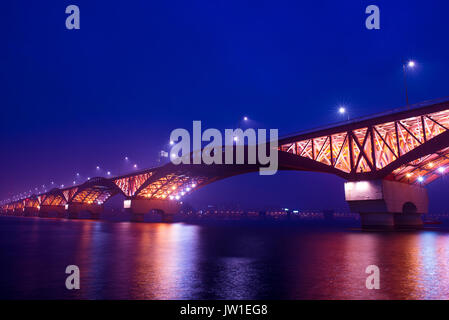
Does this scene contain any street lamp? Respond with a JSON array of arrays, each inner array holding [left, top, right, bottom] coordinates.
[[403, 60, 415, 107]]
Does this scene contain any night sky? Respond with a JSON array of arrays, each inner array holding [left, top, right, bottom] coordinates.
[[1, 1, 449, 212]]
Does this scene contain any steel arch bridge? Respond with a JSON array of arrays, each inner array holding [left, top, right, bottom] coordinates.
[[2, 97, 449, 218]]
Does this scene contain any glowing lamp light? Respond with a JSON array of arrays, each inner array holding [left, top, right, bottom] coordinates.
[[169, 196, 174, 200], [181, 192, 185, 196], [406, 173, 412, 178], [186, 187, 191, 191], [191, 184, 196, 188], [107, 171, 111, 175], [338, 107, 346, 114], [125, 157, 129, 160], [417, 176, 424, 183], [243, 116, 248, 121], [171, 186, 176, 190], [175, 195, 180, 200], [170, 140, 174, 145], [408, 60, 416, 68], [87, 177, 90, 180], [133, 164, 137, 168], [233, 136, 238, 142], [438, 167, 445, 173], [123, 200, 131, 209]]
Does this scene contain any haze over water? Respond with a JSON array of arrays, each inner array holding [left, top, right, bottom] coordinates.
[[1, 216, 449, 300]]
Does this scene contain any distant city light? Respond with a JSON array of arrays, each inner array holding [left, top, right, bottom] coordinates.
[[125, 157, 129, 160], [243, 116, 248, 121], [175, 195, 180, 200], [107, 171, 111, 175], [338, 106, 346, 114], [417, 176, 424, 183], [96, 166, 100, 170], [133, 164, 137, 168], [73, 181, 76, 185], [408, 60, 416, 68], [406, 173, 412, 178], [170, 140, 174, 145], [87, 177, 90, 180], [438, 167, 445, 173], [76, 173, 80, 176]]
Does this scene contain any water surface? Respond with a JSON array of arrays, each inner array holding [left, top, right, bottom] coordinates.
[[1, 216, 449, 299]]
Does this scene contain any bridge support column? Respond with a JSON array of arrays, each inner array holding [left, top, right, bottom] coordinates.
[[23, 207, 39, 217], [38, 211, 49, 218], [39, 205, 66, 218], [125, 199, 181, 223], [345, 180, 427, 229], [13, 208, 23, 216], [66, 203, 103, 220]]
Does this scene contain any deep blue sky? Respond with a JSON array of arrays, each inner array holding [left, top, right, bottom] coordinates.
[[1, 0, 449, 211]]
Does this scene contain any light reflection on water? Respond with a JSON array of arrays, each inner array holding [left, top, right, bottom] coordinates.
[[1, 217, 449, 299]]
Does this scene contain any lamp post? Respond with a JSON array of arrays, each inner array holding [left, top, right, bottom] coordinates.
[[402, 60, 415, 107]]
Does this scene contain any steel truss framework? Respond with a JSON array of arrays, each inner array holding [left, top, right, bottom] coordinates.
[[1, 169, 211, 213], [279, 100, 449, 185], [2, 99, 449, 213]]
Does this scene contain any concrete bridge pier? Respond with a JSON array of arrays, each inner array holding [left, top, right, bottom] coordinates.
[[23, 207, 39, 217], [125, 199, 181, 223], [66, 203, 103, 219], [12, 208, 23, 216], [345, 180, 427, 229], [39, 205, 66, 218]]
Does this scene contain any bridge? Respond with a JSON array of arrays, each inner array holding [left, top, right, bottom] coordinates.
[[2, 97, 449, 228]]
